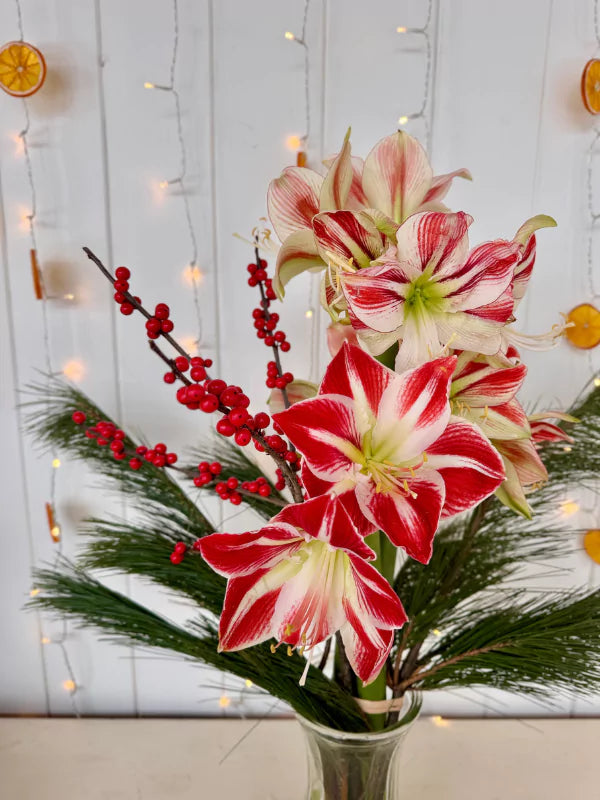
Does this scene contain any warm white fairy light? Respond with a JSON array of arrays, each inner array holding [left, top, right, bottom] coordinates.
[[62, 359, 85, 383], [62, 679, 76, 693], [244, 679, 253, 688], [284, 31, 295, 41], [29, 588, 40, 598], [63, 293, 75, 301], [182, 264, 204, 287], [560, 500, 580, 517], [41, 636, 51, 645], [52, 458, 61, 468], [432, 715, 450, 727], [219, 694, 231, 708], [594, 376, 600, 387], [305, 308, 314, 319], [396, 26, 407, 33], [563, 445, 573, 452], [398, 115, 409, 126], [144, 82, 155, 89], [286, 134, 302, 151]]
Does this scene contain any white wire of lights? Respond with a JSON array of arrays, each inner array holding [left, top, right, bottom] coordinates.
[[284, 0, 320, 382], [144, 0, 203, 349], [13, 0, 80, 715], [396, 0, 435, 151]]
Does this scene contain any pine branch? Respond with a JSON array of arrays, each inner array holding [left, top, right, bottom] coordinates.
[[30, 563, 369, 732]]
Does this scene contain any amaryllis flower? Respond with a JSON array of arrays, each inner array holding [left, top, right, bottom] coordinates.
[[341, 211, 522, 370], [450, 351, 530, 441], [267, 129, 470, 297], [273, 344, 505, 563], [198, 494, 407, 685]]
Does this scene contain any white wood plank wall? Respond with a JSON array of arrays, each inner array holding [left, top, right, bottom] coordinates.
[[1, 0, 598, 717]]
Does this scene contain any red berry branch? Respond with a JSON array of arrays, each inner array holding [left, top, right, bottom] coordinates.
[[82, 247, 303, 503], [71, 411, 287, 510], [248, 245, 293, 409]]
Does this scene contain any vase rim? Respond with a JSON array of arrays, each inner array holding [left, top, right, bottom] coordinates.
[[295, 710, 418, 743]]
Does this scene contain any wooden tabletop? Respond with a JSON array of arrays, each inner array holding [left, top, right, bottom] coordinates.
[[0, 717, 597, 799]]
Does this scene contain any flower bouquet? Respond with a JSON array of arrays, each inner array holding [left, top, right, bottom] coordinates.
[[29, 131, 600, 799]]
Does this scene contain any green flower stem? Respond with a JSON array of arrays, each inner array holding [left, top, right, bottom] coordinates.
[[357, 531, 396, 730]]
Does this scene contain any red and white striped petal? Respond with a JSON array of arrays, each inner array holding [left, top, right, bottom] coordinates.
[[530, 419, 572, 443], [274, 495, 376, 561], [495, 454, 534, 519], [341, 555, 407, 684], [355, 472, 445, 563], [463, 283, 514, 323], [320, 128, 353, 212], [371, 356, 455, 463], [362, 131, 433, 224], [461, 398, 530, 441], [436, 310, 504, 355], [267, 166, 323, 241], [199, 527, 301, 578], [423, 167, 473, 206], [300, 461, 376, 540], [342, 262, 408, 333], [274, 228, 324, 298], [395, 211, 472, 280], [320, 342, 394, 420], [218, 569, 289, 652], [323, 154, 368, 210], [512, 215, 556, 308], [496, 438, 548, 486], [442, 240, 518, 309], [313, 210, 385, 268], [273, 394, 363, 481], [424, 417, 505, 518], [394, 309, 444, 371], [451, 360, 527, 407]]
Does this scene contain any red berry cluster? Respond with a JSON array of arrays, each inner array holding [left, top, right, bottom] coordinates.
[[146, 302, 175, 339], [165, 355, 212, 386], [193, 460, 222, 487], [266, 361, 294, 391], [135, 442, 178, 469], [239, 476, 272, 498], [72, 410, 178, 472], [247, 259, 277, 297], [170, 541, 187, 565], [274, 468, 286, 492], [112, 267, 142, 316]]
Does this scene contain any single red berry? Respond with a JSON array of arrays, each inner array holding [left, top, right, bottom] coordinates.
[[129, 457, 142, 470], [200, 394, 219, 413], [234, 429, 251, 446], [267, 435, 286, 452], [233, 394, 250, 409], [114, 291, 126, 304], [164, 371, 176, 384], [266, 377, 277, 389], [226, 477, 239, 490], [255, 269, 267, 281], [274, 331, 286, 343], [204, 358, 213, 368], [154, 443, 167, 454], [228, 408, 249, 427], [161, 319, 174, 333], [216, 419, 235, 437], [176, 387, 189, 404], [247, 481, 258, 493], [264, 336, 275, 347], [275, 377, 287, 389], [72, 411, 86, 425], [120, 303, 134, 315], [110, 440, 124, 453], [280, 341, 291, 352], [115, 266, 130, 280], [247, 263, 257, 274], [260, 259, 267, 268], [113, 451, 126, 460], [198, 461, 210, 472], [144, 449, 155, 461], [174, 541, 187, 555], [209, 462, 222, 475], [190, 366, 206, 382], [258, 484, 271, 497], [206, 379, 227, 396], [248, 276, 258, 287], [113, 429, 125, 440], [215, 481, 227, 493], [256, 330, 266, 339], [186, 386, 204, 403], [170, 552, 183, 565], [192, 539, 203, 551], [282, 372, 294, 383], [146, 318, 161, 333], [136, 445, 147, 455], [197, 472, 212, 486], [284, 450, 297, 463], [153, 454, 166, 467], [114, 279, 129, 292], [85, 429, 97, 439], [254, 412, 270, 429], [254, 441, 265, 452], [97, 437, 109, 447], [193, 476, 203, 487], [230, 493, 242, 506], [174, 356, 189, 373], [147, 331, 160, 340], [155, 303, 170, 320]]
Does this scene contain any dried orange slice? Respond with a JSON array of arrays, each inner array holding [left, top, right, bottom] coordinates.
[[582, 59, 600, 114], [584, 530, 600, 565], [565, 303, 600, 349], [0, 41, 46, 97]]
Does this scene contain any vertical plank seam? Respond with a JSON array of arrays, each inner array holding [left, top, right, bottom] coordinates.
[[93, 0, 139, 716], [315, 0, 329, 381], [429, 0, 441, 161], [0, 163, 50, 715]]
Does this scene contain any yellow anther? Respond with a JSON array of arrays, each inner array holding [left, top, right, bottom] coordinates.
[[284, 623, 293, 636], [287, 645, 294, 657], [270, 643, 277, 653], [301, 633, 307, 644], [423, 452, 428, 462]]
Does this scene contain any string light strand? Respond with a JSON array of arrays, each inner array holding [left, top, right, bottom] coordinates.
[[14, 0, 80, 715], [396, 0, 435, 150]]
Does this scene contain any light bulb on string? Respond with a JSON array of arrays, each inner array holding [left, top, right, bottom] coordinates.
[[62, 359, 85, 382], [305, 308, 314, 319], [396, 26, 407, 33], [284, 31, 296, 41], [144, 82, 155, 89], [432, 715, 450, 728], [62, 680, 76, 693], [594, 377, 600, 387], [29, 588, 40, 597], [219, 694, 231, 708], [398, 115, 409, 126], [244, 679, 253, 688], [52, 458, 61, 468], [559, 500, 580, 517], [286, 134, 302, 151], [182, 264, 204, 287], [41, 636, 51, 645]]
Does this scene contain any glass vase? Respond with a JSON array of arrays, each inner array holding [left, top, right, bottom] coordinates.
[[297, 695, 419, 800]]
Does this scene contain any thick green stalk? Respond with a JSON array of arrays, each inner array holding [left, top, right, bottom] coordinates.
[[355, 531, 395, 730]]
